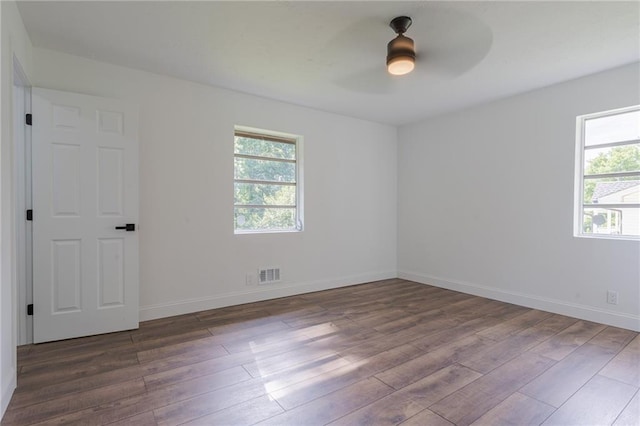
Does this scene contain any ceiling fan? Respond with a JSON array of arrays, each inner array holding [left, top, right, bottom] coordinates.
[[386, 16, 416, 76], [331, 6, 493, 94]]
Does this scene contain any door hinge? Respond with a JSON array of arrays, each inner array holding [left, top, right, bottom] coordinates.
[[25, 114, 32, 126], [27, 304, 33, 316], [26, 209, 33, 221]]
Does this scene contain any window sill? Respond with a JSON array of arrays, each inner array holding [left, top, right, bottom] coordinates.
[[235, 229, 303, 235], [574, 234, 640, 242]]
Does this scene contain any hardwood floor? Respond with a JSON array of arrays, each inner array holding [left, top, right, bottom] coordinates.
[[2, 279, 639, 425]]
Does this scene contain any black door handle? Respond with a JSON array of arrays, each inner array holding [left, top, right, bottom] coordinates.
[[115, 224, 135, 231]]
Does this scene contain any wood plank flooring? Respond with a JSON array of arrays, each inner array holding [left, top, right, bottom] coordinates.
[[2, 279, 639, 425]]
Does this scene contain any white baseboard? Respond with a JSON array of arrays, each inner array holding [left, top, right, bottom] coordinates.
[[1, 368, 16, 420], [399, 270, 640, 332], [139, 270, 397, 321], [141, 269, 640, 331]]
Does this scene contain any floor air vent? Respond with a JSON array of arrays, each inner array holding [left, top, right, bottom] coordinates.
[[258, 268, 281, 285]]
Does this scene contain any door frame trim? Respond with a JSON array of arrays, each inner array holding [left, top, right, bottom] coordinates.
[[13, 55, 32, 345]]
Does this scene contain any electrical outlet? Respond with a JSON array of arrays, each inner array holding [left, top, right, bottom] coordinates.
[[245, 273, 255, 286], [607, 290, 618, 305]]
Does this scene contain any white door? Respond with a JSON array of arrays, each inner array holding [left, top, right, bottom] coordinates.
[[32, 88, 139, 343]]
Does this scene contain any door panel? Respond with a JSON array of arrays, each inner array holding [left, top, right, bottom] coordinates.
[[32, 88, 139, 343], [51, 143, 81, 216], [51, 239, 81, 312], [97, 148, 124, 216], [97, 238, 125, 307]]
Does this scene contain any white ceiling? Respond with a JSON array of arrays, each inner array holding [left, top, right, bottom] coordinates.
[[17, 1, 640, 125]]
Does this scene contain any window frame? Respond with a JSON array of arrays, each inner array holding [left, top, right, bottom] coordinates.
[[574, 105, 640, 240], [233, 126, 304, 234]]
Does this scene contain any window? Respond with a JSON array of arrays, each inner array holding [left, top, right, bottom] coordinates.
[[575, 106, 640, 238], [234, 127, 303, 233]]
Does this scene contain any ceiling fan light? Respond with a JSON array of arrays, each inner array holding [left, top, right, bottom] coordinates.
[[386, 34, 415, 76], [387, 57, 415, 76]]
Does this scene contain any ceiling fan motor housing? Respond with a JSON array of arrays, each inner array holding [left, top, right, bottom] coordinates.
[[387, 34, 415, 65]]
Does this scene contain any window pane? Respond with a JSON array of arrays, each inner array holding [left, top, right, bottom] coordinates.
[[584, 177, 640, 204], [234, 157, 296, 182], [585, 110, 640, 146], [584, 144, 640, 176], [582, 207, 640, 237], [235, 207, 296, 231], [234, 137, 295, 160], [233, 128, 301, 233], [234, 182, 296, 206]]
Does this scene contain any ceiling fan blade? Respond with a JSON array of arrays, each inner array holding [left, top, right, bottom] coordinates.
[[412, 5, 493, 78]]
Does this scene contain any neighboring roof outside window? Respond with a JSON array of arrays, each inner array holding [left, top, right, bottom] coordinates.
[[592, 180, 640, 203]]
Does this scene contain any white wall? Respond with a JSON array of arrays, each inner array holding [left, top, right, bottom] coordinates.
[[398, 63, 640, 331], [33, 48, 398, 321], [0, 0, 33, 418]]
